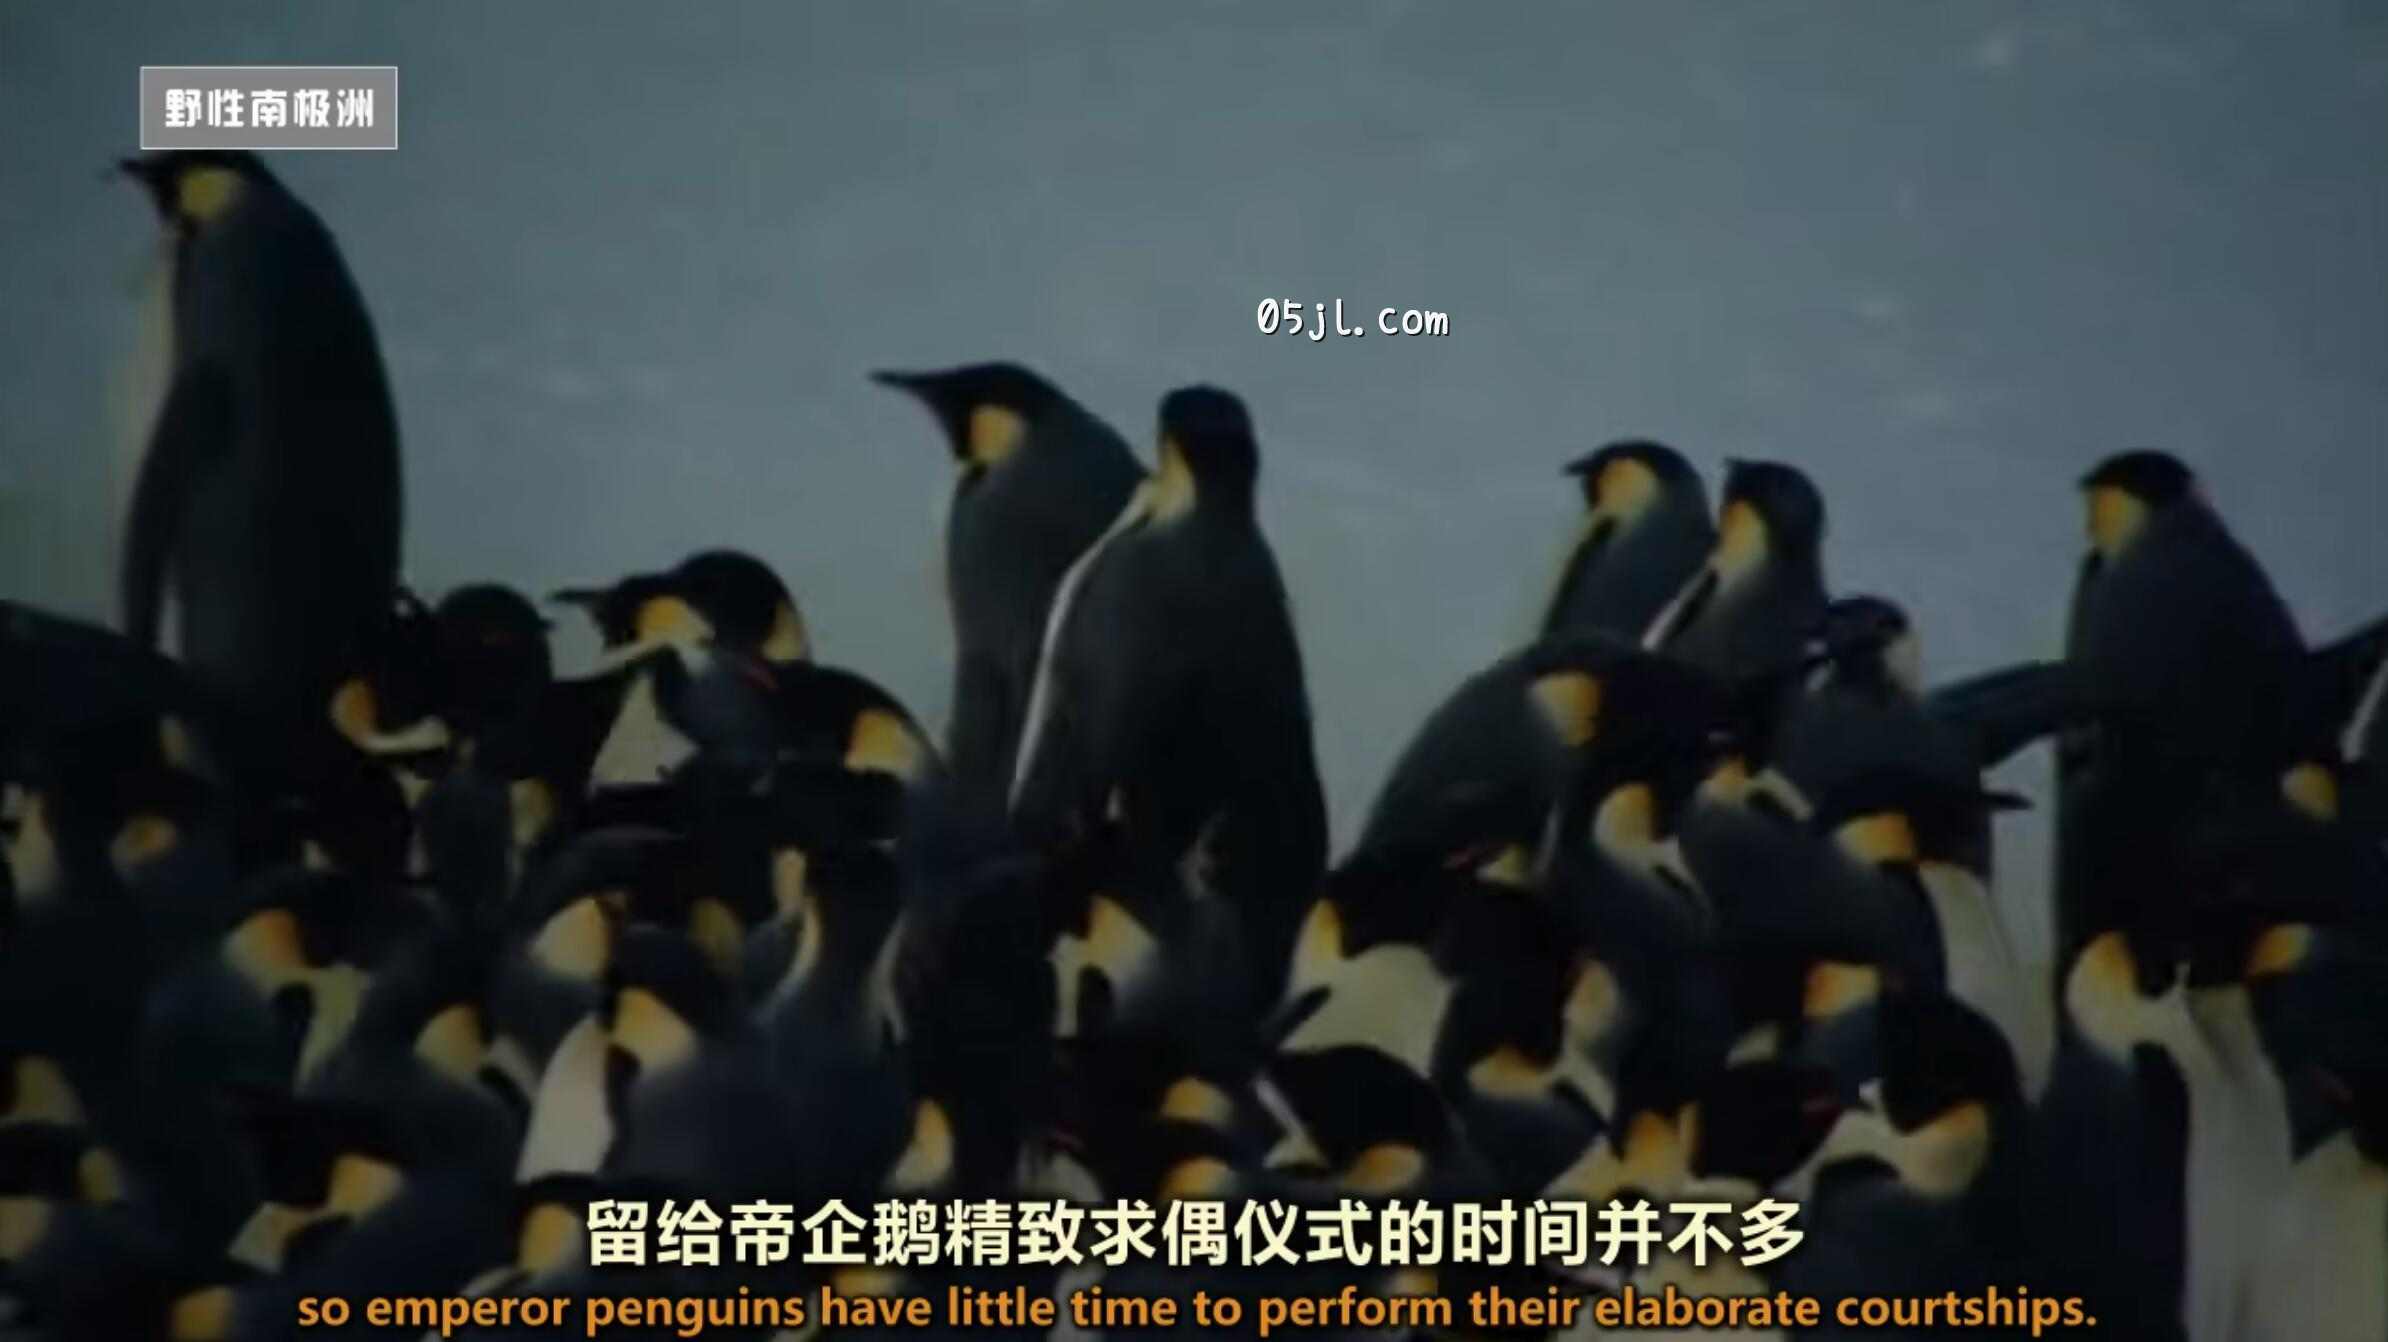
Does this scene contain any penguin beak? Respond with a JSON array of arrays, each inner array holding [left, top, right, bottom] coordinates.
[[869, 369, 948, 407], [115, 155, 176, 216]]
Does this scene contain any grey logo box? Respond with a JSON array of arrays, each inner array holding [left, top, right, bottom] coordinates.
[[139, 66, 398, 150]]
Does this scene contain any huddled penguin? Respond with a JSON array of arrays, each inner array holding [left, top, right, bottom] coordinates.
[[2242, 1065, 2388, 1342], [875, 364, 1143, 808], [1643, 459, 1828, 689], [21, 162, 2388, 1342], [1011, 385, 1327, 977], [1541, 440, 1715, 642], [114, 151, 402, 739]]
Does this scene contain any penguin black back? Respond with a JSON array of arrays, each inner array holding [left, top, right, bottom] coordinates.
[[116, 150, 403, 744]]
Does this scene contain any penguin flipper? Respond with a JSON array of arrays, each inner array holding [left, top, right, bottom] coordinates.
[[2298, 610, 2388, 747], [120, 364, 232, 649], [1926, 659, 2085, 770]]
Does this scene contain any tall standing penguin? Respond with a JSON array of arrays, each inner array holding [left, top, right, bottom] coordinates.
[[1643, 459, 1828, 688], [873, 364, 1142, 807], [114, 151, 402, 739], [2065, 450, 2303, 769], [1011, 385, 1327, 974], [2056, 451, 2304, 962], [1540, 439, 1714, 642]]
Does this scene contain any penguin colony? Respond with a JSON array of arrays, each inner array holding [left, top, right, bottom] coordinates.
[[0, 150, 2380, 1341]]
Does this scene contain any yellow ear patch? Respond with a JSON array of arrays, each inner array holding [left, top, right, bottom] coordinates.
[[832, 1266, 903, 1299], [1562, 958, 1623, 1042], [4, 1056, 83, 1128], [770, 847, 810, 920], [1594, 456, 1662, 522], [634, 595, 711, 647], [885, 1099, 953, 1192], [328, 677, 380, 748], [1594, 783, 1658, 850], [223, 908, 308, 982], [2085, 485, 2148, 559], [110, 813, 182, 879], [1834, 812, 1919, 865], [2069, 930, 2143, 1006], [1149, 437, 1198, 521], [1554, 1108, 1692, 1203], [1715, 499, 1769, 579], [170, 1286, 237, 1342], [2280, 763, 2339, 823], [608, 987, 697, 1075], [159, 716, 199, 770], [1285, 900, 1348, 998], [1158, 1077, 1236, 1128], [1697, 756, 1752, 804], [296, 965, 371, 1086], [413, 1003, 487, 1086], [762, 600, 810, 664], [2246, 924, 2312, 980], [965, 404, 1028, 469], [1472, 844, 1535, 889], [1626, 1109, 1690, 1188], [530, 897, 614, 981], [1159, 1155, 1234, 1202], [0, 1196, 51, 1260], [1802, 962, 1882, 1021], [1048, 895, 1159, 1037], [687, 898, 745, 981], [1467, 1045, 1553, 1100], [844, 709, 927, 781], [1341, 1141, 1427, 1195], [1528, 670, 1602, 748], [0, 786, 51, 904], [509, 779, 557, 852], [518, 1202, 582, 1274], [77, 1147, 126, 1205], [325, 1152, 405, 1215], [176, 166, 245, 222]]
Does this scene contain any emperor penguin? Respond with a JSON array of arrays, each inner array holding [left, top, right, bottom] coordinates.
[[1643, 458, 1828, 689], [114, 151, 402, 739], [2065, 450, 2304, 770], [2056, 451, 2308, 967], [2242, 1066, 2388, 1342], [1011, 385, 1327, 978], [873, 364, 1142, 807], [1541, 439, 1714, 641]]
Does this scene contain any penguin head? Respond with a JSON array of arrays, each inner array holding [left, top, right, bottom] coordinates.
[[1157, 385, 1259, 511], [432, 584, 553, 729], [1716, 459, 1826, 571], [1563, 439, 1705, 521], [599, 927, 741, 1083], [2079, 449, 2199, 557], [1685, 1060, 1844, 1188], [1805, 595, 1920, 693], [1877, 989, 2022, 1130], [551, 571, 693, 655], [221, 871, 429, 1085], [118, 149, 275, 230], [871, 362, 1062, 468], [670, 550, 809, 665], [327, 589, 452, 763], [1810, 770, 2027, 869], [1259, 1045, 1451, 1193], [222, 1091, 411, 1274]]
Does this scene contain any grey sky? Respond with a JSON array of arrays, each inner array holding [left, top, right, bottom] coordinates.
[[5, 2, 2383, 966]]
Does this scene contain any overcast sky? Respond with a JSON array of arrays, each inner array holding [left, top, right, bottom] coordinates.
[[5, 2, 2383, 965]]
